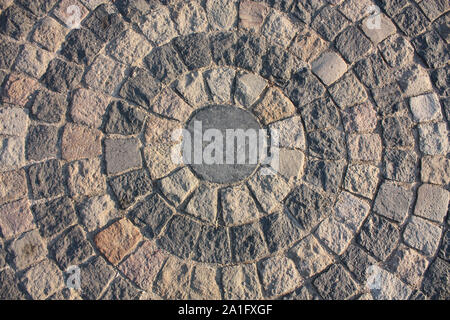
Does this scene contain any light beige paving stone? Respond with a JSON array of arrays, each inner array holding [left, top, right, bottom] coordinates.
[[185, 185, 217, 223], [53, 0, 89, 28], [334, 192, 370, 232], [206, 0, 238, 30], [421, 156, 450, 185], [78, 195, 118, 232], [159, 167, 199, 206], [361, 13, 396, 44], [222, 264, 262, 299], [32, 17, 66, 52], [221, 184, 260, 225], [22, 259, 64, 300], [338, 0, 372, 22], [290, 235, 333, 278], [418, 122, 448, 155], [108, 29, 153, 64], [15, 44, 52, 78], [269, 116, 306, 150], [2, 73, 39, 106], [70, 88, 110, 129], [366, 266, 412, 300], [204, 67, 235, 104], [262, 10, 296, 48], [84, 55, 127, 94], [0, 107, 29, 137], [234, 71, 267, 108], [9, 229, 47, 270], [175, 71, 211, 107], [239, 0, 269, 31], [410, 93, 443, 123], [311, 51, 348, 86], [388, 245, 429, 287], [0, 169, 27, 204], [315, 217, 354, 255], [141, 5, 178, 45], [398, 65, 433, 97], [270, 148, 305, 181], [374, 181, 413, 223], [189, 264, 221, 300], [348, 134, 382, 162], [61, 124, 102, 161], [67, 158, 106, 197], [152, 88, 193, 122], [0, 136, 25, 172], [173, 1, 208, 35], [341, 102, 377, 133], [253, 87, 296, 125], [143, 144, 181, 180], [344, 164, 380, 199], [414, 184, 449, 223], [290, 29, 326, 62], [403, 216, 443, 256], [144, 114, 181, 146], [153, 256, 192, 299]]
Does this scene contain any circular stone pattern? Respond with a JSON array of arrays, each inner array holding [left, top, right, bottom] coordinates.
[[185, 105, 263, 184]]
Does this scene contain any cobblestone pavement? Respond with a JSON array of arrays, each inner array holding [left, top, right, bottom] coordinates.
[[0, 0, 449, 300]]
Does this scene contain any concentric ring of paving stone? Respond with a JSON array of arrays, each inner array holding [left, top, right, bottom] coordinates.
[[0, 0, 448, 301]]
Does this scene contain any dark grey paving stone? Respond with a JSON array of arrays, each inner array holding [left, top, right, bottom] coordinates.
[[211, 31, 236, 66], [313, 264, 359, 300], [422, 258, 449, 300], [260, 45, 297, 86], [0, 268, 25, 300], [431, 65, 449, 97], [26, 125, 59, 161], [284, 69, 325, 108], [395, 5, 429, 37], [173, 33, 212, 70], [335, 26, 373, 63], [384, 149, 417, 183], [371, 84, 406, 117], [115, 0, 159, 23], [129, 193, 174, 238], [119, 67, 162, 108], [104, 138, 142, 175], [41, 58, 83, 93], [0, 5, 36, 40], [103, 100, 146, 135], [308, 129, 346, 160], [29, 90, 66, 123], [101, 276, 142, 300], [382, 116, 414, 148], [157, 215, 202, 259], [60, 28, 103, 65], [230, 222, 268, 263], [144, 43, 186, 85], [16, 0, 56, 17], [79, 256, 115, 300], [357, 215, 400, 260], [354, 53, 393, 89], [109, 169, 153, 209], [28, 159, 64, 200], [303, 159, 345, 194], [82, 4, 126, 42], [311, 5, 347, 41], [301, 97, 340, 132], [32, 197, 78, 238], [235, 31, 266, 73], [193, 226, 232, 264], [439, 229, 450, 262], [282, 285, 321, 300], [413, 30, 449, 69], [50, 225, 93, 269], [260, 211, 304, 253], [0, 35, 20, 69], [378, 0, 409, 17], [285, 184, 333, 232], [341, 244, 377, 283]]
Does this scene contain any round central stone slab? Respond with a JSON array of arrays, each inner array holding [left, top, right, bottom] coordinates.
[[185, 105, 263, 184]]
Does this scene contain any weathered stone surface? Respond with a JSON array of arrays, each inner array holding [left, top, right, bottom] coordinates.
[[374, 181, 412, 223], [344, 164, 380, 199], [104, 101, 146, 136], [159, 167, 198, 206], [108, 29, 152, 65], [380, 34, 414, 68], [384, 149, 417, 183], [22, 259, 63, 300], [109, 169, 153, 209], [61, 28, 103, 65], [153, 257, 191, 299], [271, 149, 305, 181], [313, 264, 358, 300], [144, 43, 186, 85], [341, 244, 377, 283], [67, 158, 106, 197], [329, 72, 368, 108], [79, 256, 116, 300], [404, 216, 442, 256], [31, 17, 65, 52], [15, 44, 51, 78], [291, 235, 333, 278], [189, 264, 221, 300], [315, 217, 354, 255], [262, 10, 296, 48], [0, 35, 20, 69], [439, 229, 450, 262], [235, 31, 266, 72], [0, 199, 34, 239], [239, 0, 268, 31], [221, 184, 259, 226], [119, 68, 162, 108], [260, 211, 303, 253], [421, 156, 450, 185], [119, 241, 168, 290], [194, 226, 231, 264], [173, 1, 207, 35], [0, 107, 28, 137], [354, 53, 393, 89], [431, 66, 449, 97], [151, 88, 192, 121], [174, 33, 212, 71], [42, 59, 83, 93], [382, 116, 414, 148], [222, 264, 262, 299], [210, 31, 235, 66], [143, 144, 180, 180], [84, 55, 126, 94], [82, 4, 126, 42], [422, 258, 449, 300], [336, 26, 373, 63], [361, 13, 396, 44], [269, 116, 306, 150], [95, 219, 142, 265], [253, 87, 295, 125], [396, 5, 429, 37], [247, 170, 291, 214], [78, 195, 118, 232], [348, 134, 382, 162], [185, 185, 217, 223], [234, 71, 267, 108], [28, 160, 64, 200], [311, 5, 348, 41], [308, 129, 346, 160], [388, 246, 429, 287], [105, 138, 142, 175], [30, 90, 66, 124], [9, 229, 46, 270], [341, 102, 377, 133], [0, 169, 27, 204], [334, 192, 370, 232], [2, 73, 39, 106], [415, 184, 449, 223], [367, 266, 412, 300], [357, 215, 400, 260], [290, 29, 326, 62], [398, 65, 433, 97], [0, 5, 36, 40], [0, 268, 25, 299], [175, 71, 210, 106], [260, 45, 298, 86], [141, 5, 178, 45], [70, 88, 110, 128], [285, 69, 325, 108], [285, 184, 333, 232], [204, 67, 235, 104], [230, 222, 267, 263], [61, 124, 102, 161], [311, 51, 348, 86], [26, 125, 58, 161], [206, 0, 237, 30], [371, 83, 405, 116], [413, 30, 449, 69], [101, 276, 142, 300], [258, 255, 302, 298], [32, 197, 77, 238], [418, 122, 448, 156], [53, 0, 88, 26]]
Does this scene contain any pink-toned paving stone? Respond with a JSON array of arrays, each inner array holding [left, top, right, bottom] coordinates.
[[70, 88, 111, 128], [0, 169, 27, 204], [0, 199, 35, 239], [1, 73, 39, 106], [61, 124, 102, 161]]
